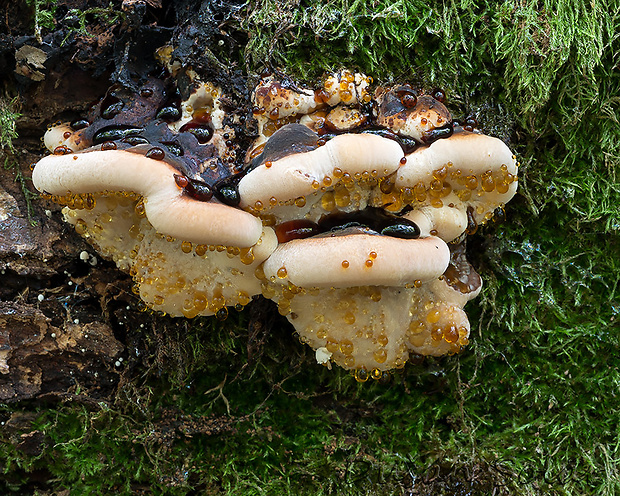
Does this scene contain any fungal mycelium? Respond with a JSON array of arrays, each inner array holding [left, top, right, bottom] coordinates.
[[33, 69, 518, 380]]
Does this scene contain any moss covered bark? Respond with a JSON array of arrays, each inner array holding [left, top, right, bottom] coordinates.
[[1, 0, 619, 494]]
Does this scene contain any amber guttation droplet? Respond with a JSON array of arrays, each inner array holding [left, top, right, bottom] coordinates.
[[63, 131, 72, 139], [174, 174, 189, 189], [401, 94, 417, 108], [53, 145, 72, 155], [277, 267, 288, 278], [464, 115, 478, 132], [342, 260, 349, 268], [146, 147, 165, 160], [181, 241, 192, 253], [400, 157, 407, 165]]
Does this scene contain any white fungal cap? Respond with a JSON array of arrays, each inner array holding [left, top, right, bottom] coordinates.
[[238, 133, 404, 210], [404, 205, 468, 241], [395, 131, 518, 225], [32, 148, 263, 247], [43, 122, 89, 153], [262, 233, 449, 288]]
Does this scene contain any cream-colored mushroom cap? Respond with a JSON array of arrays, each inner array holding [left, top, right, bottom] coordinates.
[[238, 133, 403, 208], [396, 131, 517, 198], [32, 148, 263, 247], [43, 122, 89, 153], [262, 233, 449, 288]]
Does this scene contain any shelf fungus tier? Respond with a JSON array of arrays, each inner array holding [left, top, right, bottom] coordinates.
[[32, 70, 519, 377]]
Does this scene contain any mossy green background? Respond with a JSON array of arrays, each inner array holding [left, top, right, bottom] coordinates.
[[2, 0, 620, 494]]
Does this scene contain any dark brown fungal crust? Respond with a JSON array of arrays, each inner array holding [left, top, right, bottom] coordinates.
[[249, 124, 319, 170], [443, 242, 482, 294]]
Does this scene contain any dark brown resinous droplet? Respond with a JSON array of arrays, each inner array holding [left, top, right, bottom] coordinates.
[[145, 147, 165, 160], [275, 220, 320, 243]]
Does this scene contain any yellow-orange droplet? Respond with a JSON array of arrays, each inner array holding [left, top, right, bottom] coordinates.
[[342, 260, 350, 268], [373, 349, 387, 364], [426, 308, 441, 324], [339, 340, 354, 355], [181, 241, 192, 253], [277, 266, 288, 279]]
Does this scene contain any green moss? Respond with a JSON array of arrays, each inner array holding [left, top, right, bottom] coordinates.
[[0, 98, 38, 225], [0, 98, 19, 153]]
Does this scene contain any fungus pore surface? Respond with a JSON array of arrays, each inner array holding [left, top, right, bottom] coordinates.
[[33, 69, 518, 379]]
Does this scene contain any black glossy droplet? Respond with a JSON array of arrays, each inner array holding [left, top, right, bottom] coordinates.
[[162, 142, 183, 156], [178, 176, 214, 202], [70, 119, 90, 131], [464, 115, 478, 132], [380, 221, 420, 239], [180, 122, 214, 144], [401, 93, 417, 108], [397, 136, 420, 154], [213, 181, 240, 206], [362, 128, 399, 141], [157, 105, 181, 122], [102, 101, 124, 119], [465, 206, 477, 235], [140, 88, 154, 97], [121, 136, 149, 146], [100, 141, 117, 151], [93, 126, 144, 144]]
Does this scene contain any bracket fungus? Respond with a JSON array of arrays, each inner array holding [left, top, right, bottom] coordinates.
[[33, 69, 519, 379]]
